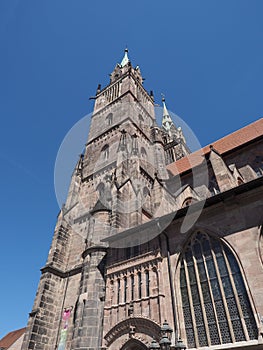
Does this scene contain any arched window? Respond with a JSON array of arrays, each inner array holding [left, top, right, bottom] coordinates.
[[145, 270, 150, 297], [117, 278, 121, 304], [124, 276, 127, 303], [106, 113, 113, 126], [139, 114, 144, 125], [209, 174, 220, 195], [254, 156, 263, 177], [138, 272, 142, 299], [237, 177, 244, 186], [131, 274, 135, 301], [101, 144, 109, 160], [141, 147, 147, 159], [180, 232, 258, 348], [96, 182, 105, 199], [182, 197, 193, 208]]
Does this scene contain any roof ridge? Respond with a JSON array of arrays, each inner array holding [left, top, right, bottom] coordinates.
[[167, 117, 263, 175]]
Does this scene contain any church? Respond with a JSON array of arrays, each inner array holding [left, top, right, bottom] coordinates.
[[21, 50, 263, 350]]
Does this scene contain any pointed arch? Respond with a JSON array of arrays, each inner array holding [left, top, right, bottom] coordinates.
[[106, 113, 113, 126], [177, 231, 258, 348], [182, 197, 193, 208], [104, 317, 160, 347], [141, 147, 147, 159], [101, 144, 109, 160], [120, 338, 148, 350], [96, 182, 105, 199]]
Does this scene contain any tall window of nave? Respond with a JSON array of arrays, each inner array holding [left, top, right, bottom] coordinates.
[[179, 232, 258, 348]]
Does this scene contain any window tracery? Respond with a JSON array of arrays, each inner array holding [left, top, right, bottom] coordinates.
[[101, 144, 109, 160], [106, 113, 113, 126], [179, 232, 258, 348]]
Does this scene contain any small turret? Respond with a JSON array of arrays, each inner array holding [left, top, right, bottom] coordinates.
[[160, 95, 190, 164], [161, 96, 177, 137], [120, 47, 130, 67]]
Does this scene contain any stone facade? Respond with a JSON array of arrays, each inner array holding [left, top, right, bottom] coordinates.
[[22, 51, 263, 350]]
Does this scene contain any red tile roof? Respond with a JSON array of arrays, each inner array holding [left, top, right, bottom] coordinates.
[[0, 328, 26, 349], [167, 118, 263, 176]]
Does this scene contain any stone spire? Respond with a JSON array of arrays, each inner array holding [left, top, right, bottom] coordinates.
[[120, 47, 130, 67], [161, 96, 176, 135]]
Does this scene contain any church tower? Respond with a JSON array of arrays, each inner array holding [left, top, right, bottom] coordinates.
[[22, 50, 190, 350]]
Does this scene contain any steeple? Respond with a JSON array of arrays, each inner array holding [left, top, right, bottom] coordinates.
[[161, 96, 176, 135], [120, 47, 130, 67]]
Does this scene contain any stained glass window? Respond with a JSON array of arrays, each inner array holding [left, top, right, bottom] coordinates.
[[180, 232, 258, 348]]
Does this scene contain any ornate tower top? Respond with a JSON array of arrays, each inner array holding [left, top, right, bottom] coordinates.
[[120, 47, 130, 67], [162, 96, 176, 135]]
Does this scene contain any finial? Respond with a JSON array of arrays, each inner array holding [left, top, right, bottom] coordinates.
[[161, 95, 176, 134], [120, 47, 130, 67]]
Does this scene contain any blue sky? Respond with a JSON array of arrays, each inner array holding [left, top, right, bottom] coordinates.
[[0, 0, 263, 338]]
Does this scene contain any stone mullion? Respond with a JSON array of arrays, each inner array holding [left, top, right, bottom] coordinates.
[[141, 267, 148, 317], [184, 258, 199, 348], [211, 249, 235, 342], [152, 267, 161, 324], [119, 274, 124, 304], [192, 254, 211, 346], [112, 276, 118, 306], [111, 276, 118, 327], [202, 254, 223, 344], [222, 248, 249, 341], [158, 262, 167, 323], [148, 268, 154, 296], [126, 272, 131, 303], [133, 270, 141, 316], [141, 268, 147, 299], [119, 275, 125, 320]]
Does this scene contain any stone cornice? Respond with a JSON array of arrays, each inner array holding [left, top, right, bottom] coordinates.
[[106, 251, 162, 276], [82, 245, 108, 259], [40, 264, 82, 278]]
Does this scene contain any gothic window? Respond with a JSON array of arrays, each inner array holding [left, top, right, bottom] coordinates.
[[125, 247, 132, 259], [106, 113, 113, 126], [209, 174, 220, 195], [145, 270, 150, 297], [182, 197, 193, 208], [166, 148, 175, 164], [131, 274, 135, 301], [117, 278, 121, 304], [254, 156, 263, 177], [96, 182, 105, 199], [180, 232, 258, 348], [125, 242, 140, 259], [237, 177, 244, 186], [101, 144, 109, 160], [138, 272, 142, 299], [141, 147, 147, 159], [139, 114, 144, 126], [124, 276, 127, 303]]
